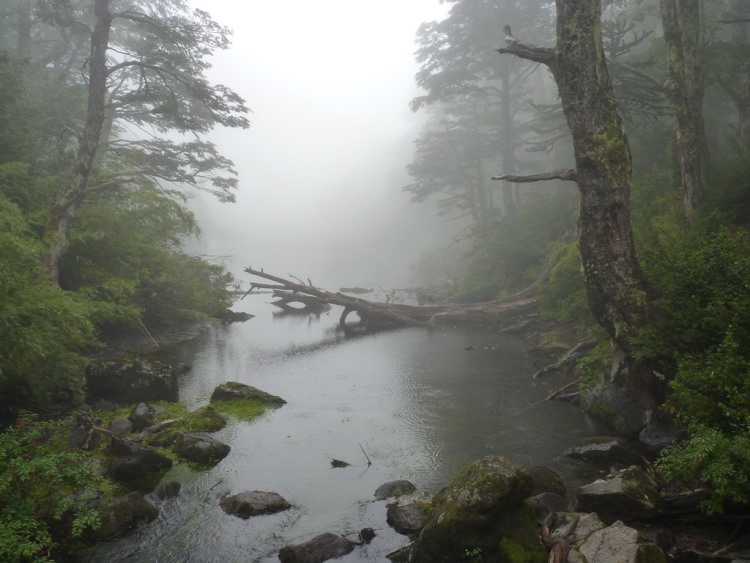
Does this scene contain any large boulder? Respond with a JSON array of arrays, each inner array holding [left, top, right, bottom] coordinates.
[[278, 532, 355, 563], [107, 437, 173, 482], [386, 501, 428, 535], [409, 456, 546, 563], [87, 358, 177, 403], [219, 491, 291, 518], [210, 381, 286, 406], [96, 492, 159, 539], [374, 480, 416, 500], [173, 432, 230, 465], [572, 520, 666, 563], [575, 466, 661, 524]]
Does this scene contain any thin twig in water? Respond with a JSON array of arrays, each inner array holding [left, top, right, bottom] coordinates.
[[359, 444, 373, 466]]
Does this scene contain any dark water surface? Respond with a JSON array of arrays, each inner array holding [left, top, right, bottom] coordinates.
[[82, 293, 601, 562]]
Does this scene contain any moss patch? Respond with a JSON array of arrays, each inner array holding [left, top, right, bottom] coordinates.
[[210, 397, 273, 422]]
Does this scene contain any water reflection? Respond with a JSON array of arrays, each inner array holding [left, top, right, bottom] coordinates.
[[82, 293, 601, 562]]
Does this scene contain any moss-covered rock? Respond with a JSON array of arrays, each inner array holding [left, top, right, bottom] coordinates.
[[210, 382, 286, 406], [172, 432, 230, 465], [409, 456, 546, 563], [179, 406, 227, 432], [96, 492, 159, 539]]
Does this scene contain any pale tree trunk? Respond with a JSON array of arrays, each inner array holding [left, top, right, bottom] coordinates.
[[497, 0, 659, 434], [499, 58, 516, 217], [660, 0, 708, 223], [44, 0, 111, 285]]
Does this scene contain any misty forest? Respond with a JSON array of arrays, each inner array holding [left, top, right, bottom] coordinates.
[[2, 0, 750, 561]]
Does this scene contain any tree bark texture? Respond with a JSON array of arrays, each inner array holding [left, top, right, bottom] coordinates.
[[44, 0, 112, 285], [659, 0, 707, 222], [552, 1, 651, 352], [498, 1, 658, 418]]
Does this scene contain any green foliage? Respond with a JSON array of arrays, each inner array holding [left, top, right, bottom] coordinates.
[[0, 193, 95, 406], [656, 427, 750, 515], [540, 243, 595, 328], [0, 415, 101, 561], [62, 183, 237, 330], [637, 216, 750, 515], [668, 332, 750, 433], [635, 219, 750, 365], [577, 341, 613, 391], [211, 399, 271, 423]]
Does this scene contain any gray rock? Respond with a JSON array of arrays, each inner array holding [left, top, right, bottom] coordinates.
[[219, 491, 291, 518], [107, 437, 173, 481], [386, 501, 428, 535], [96, 492, 159, 539], [210, 381, 286, 406], [528, 465, 567, 497], [408, 456, 546, 562], [109, 417, 133, 435], [565, 440, 645, 467], [129, 402, 156, 431], [528, 492, 569, 517], [575, 466, 661, 524], [550, 512, 606, 545], [374, 480, 416, 500], [639, 421, 686, 453], [575, 520, 666, 563], [86, 358, 177, 403], [278, 532, 355, 563], [173, 432, 230, 465], [155, 480, 181, 501]]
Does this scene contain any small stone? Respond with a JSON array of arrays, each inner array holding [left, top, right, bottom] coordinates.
[[278, 532, 354, 563], [359, 528, 376, 543], [220, 491, 291, 518], [155, 480, 181, 501], [173, 432, 230, 465], [129, 402, 156, 431], [109, 417, 133, 435], [374, 480, 416, 500]]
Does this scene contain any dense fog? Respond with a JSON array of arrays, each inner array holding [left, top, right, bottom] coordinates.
[[186, 0, 451, 289]]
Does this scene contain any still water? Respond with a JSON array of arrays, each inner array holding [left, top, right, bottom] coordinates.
[[83, 293, 601, 562]]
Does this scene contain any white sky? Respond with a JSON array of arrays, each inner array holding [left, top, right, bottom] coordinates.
[[186, 0, 450, 289]]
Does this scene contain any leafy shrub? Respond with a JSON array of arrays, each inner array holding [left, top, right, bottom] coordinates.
[[656, 427, 750, 515], [0, 415, 101, 561], [540, 242, 594, 328], [576, 340, 613, 391], [0, 194, 95, 407]]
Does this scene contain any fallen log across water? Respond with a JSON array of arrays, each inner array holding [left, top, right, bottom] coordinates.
[[242, 267, 540, 331]]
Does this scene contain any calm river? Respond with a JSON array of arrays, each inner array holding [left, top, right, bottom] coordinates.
[[82, 293, 602, 562]]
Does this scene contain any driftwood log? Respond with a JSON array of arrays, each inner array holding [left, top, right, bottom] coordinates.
[[242, 267, 540, 330]]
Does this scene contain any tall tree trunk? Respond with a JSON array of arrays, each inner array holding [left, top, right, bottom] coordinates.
[[17, 0, 33, 58], [44, 0, 111, 285], [499, 58, 516, 217], [660, 0, 708, 223], [497, 0, 658, 434]]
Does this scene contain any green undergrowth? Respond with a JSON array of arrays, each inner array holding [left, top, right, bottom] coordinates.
[[210, 398, 273, 423]]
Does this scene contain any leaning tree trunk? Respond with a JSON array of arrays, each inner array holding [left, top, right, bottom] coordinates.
[[660, 0, 707, 223], [44, 0, 111, 285], [497, 0, 659, 434]]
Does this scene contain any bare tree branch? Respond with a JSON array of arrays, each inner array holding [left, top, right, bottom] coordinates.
[[496, 41, 555, 67], [491, 169, 577, 183]]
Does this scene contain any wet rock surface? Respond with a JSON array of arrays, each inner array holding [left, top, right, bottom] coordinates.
[[172, 432, 230, 465], [219, 490, 291, 518], [96, 492, 159, 540], [210, 381, 286, 406], [374, 479, 416, 500], [277, 532, 355, 563], [386, 501, 428, 535], [107, 436, 173, 481], [575, 466, 661, 524]]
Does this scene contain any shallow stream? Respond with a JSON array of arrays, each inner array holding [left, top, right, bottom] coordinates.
[[82, 293, 602, 562]]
